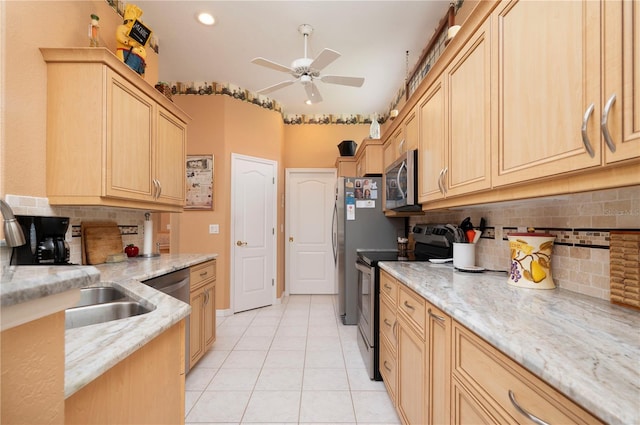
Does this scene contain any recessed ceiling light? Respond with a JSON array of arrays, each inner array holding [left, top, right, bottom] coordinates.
[[197, 12, 215, 26], [305, 99, 312, 105]]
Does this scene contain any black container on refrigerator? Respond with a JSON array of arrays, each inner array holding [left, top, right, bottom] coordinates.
[[332, 176, 404, 325], [11, 215, 71, 265]]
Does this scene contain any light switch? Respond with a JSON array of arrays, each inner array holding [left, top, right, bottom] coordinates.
[[209, 224, 219, 234]]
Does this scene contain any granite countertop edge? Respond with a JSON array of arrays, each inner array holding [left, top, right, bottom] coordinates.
[[378, 261, 640, 425], [61, 253, 217, 398]]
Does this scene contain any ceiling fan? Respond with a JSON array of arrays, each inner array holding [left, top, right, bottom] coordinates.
[[251, 24, 365, 104]]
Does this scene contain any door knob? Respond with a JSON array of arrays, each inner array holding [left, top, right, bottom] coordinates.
[[289, 236, 294, 242], [236, 240, 247, 246]]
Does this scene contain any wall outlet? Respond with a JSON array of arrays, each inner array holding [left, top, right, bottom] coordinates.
[[209, 224, 219, 234]]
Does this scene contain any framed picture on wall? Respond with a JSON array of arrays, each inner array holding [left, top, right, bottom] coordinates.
[[185, 154, 213, 210]]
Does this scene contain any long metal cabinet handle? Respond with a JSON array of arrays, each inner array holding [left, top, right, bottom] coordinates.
[[383, 360, 392, 372], [384, 283, 392, 290], [152, 179, 158, 199], [428, 308, 445, 322], [384, 318, 393, 327], [156, 180, 162, 198], [508, 390, 550, 425], [442, 168, 449, 194], [403, 300, 415, 310], [392, 321, 397, 341], [601, 93, 617, 153], [437, 169, 445, 195], [581, 103, 596, 158]]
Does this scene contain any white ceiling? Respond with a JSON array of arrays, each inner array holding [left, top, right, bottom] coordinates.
[[136, 1, 451, 116]]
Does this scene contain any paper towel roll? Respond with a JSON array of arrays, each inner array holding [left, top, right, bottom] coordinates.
[[143, 219, 153, 255]]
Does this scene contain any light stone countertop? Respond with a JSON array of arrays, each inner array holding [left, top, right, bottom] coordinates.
[[0, 265, 100, 306], [64, 253, 217, 398], [379, 261, 640, 425]]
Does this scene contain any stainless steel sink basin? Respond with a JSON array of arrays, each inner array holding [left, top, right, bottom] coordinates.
[[66, 301, 153, 329], [74, 287, 128, 308]]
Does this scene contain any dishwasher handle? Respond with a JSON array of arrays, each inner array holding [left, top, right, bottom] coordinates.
[[154, 277, 189, 296]]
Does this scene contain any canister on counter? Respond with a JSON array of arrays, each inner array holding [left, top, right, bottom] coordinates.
[[507, 232, 556, 289]]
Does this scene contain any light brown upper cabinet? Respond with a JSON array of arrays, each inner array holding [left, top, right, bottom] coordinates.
[[602, 0, 640, 164], [355, 139, 384, 177], [41, 48, 190, 212], [492, 0, 602, 186], [418, 77, 446, 203], [419, 19, 491, 203]]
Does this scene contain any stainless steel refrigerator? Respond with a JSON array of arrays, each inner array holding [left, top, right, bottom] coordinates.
[[332, 176, 404, 325]]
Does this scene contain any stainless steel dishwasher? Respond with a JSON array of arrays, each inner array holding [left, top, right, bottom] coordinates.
[[142, 268, 191, 373]]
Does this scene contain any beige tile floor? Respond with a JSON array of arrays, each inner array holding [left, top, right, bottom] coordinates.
[[185, 294, 401, 424]]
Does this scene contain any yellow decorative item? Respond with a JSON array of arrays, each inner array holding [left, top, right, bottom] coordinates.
[[507, 232, 556, 289], [116, 4, 152, 75]]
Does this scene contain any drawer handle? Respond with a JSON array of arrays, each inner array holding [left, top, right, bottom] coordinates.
[[392, 321, 398, 341], [383, 360, 392, 372], [428, 308, 445, 322], [384, 318, 393, 327], [403, 300, 415, 310], [508, 390, 550, 425], [200, 271, 208, 277], [384, 283, 392, 290], [581, 103, 596, 158]]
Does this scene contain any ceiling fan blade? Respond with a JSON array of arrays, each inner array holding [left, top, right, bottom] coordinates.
[[251, 57, 293, 74], [320, 75, 365, 87], [309, 48, 341, 71], [257, 79, 297, 94], [304, 82, 323, 104]]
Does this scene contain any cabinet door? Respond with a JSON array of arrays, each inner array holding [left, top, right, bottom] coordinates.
[[155, 107, 186, 206], [603, 0, 640, 164], [418, 77, 446, 203], [397, 317, 426, 425], [446, 19, 492, 197], [106, 70, 155, 201], [203, 281, 216, 350], [427, 304, 451, 425], [492, 0, 601, 186], [452, 379, 503, 425], [403, 108, 418, 153], [189, 287, 204, 368]]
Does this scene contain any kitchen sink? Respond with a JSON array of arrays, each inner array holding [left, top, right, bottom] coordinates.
[[74, 286, 128, 308], [66, 300, 153, 329]]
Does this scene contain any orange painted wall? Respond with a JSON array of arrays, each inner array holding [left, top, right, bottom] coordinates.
[[283, 124, 369, 168], [1, 1, 158, 198]]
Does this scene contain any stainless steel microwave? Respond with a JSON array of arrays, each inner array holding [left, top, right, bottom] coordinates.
[[384, 149, 421, 212]]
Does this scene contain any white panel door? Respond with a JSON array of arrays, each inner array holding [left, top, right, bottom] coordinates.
[[286, 169, 337, 294], [231, 154, 277, 313]]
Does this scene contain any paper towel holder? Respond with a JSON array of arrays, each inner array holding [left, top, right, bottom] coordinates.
[[140, 212, 160, 258]]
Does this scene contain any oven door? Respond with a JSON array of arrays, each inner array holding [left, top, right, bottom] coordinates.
[[356, 259, 375, 347]]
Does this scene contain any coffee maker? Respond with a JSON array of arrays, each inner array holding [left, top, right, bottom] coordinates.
[[11, 215, 71, 265]]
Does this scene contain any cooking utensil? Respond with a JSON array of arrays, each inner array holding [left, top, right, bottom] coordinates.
[[460, 217, 473, 232], [466, 229, 476, 243], [472, 231, 482, 243]]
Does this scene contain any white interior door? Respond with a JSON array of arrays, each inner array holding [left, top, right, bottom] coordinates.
[[231, 154, 277, 313], [286, 169, 337, 294]]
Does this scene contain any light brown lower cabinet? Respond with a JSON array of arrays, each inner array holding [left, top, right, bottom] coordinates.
[[189, 260, 216, 369], [65, 321, 186, 425], [380, 270, 604, 425], [380, 270, 450, 425], [452, 321, 603, 425]]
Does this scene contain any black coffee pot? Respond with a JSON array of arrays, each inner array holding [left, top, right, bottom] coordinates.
[[11, 215, 71, 265]]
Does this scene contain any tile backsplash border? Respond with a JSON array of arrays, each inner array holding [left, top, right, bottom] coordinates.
[[411, 185, 640, 302], [1, 195, 148, 265]]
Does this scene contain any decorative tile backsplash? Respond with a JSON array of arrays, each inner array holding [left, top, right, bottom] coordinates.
[[1, 195, 148, 265], [411, 185, 640, 301]]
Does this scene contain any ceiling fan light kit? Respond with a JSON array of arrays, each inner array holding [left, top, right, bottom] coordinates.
[[251, 24, 364, 105]]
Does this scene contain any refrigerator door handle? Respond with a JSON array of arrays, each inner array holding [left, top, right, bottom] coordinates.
[[332, 202, 338, 265]]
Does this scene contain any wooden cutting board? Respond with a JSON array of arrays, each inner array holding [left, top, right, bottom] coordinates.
[[81, 221, 124, 265]]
